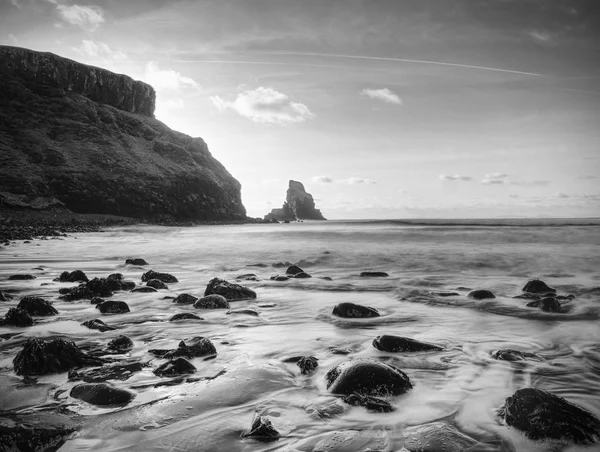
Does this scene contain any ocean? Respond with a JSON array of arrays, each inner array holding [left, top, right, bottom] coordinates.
[[1, 219, 600, 451]]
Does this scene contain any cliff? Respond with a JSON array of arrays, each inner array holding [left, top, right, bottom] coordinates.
[[0, 46, 246, 221], [264, 180, 326, 221]]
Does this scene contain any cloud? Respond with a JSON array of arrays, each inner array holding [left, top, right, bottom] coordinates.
[[342, 177, 376, 185], [73, 40, 126, 62], [482, 173, 508, 184], [56, 4, 105, 30], [210, 87, 314, 124], [509, 180, 550, 187], [439, 174, 472, 181], [312, 176, 334, 184], [556, 192, 570, 198], [144, 62, 200, 92], [529, 30, 553, 44], [360, 88, 402, 105]]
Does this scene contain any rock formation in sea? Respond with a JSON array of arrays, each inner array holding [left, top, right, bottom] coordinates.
[[0, 46, 246, 221], [264, 180, 326, 222]]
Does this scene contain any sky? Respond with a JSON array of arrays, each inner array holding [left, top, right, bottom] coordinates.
[[1, 0, 599, 219]]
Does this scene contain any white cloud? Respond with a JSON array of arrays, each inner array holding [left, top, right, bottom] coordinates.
[[312, 176, 334, 184], [482, 173, 509, 184], [361, 88, 402, 105], [143, 62, 199, 92], [56, 4, 105, 30], [509, 180, 550, 187], [210, 87, 314, 125], [73, 40, 126, 62], [342, 177, 376, 185], [439, 174, 472, 181], [529, 30, 553, 44]]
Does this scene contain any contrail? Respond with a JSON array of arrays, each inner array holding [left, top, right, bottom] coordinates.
[[171, 59, 377, 71]]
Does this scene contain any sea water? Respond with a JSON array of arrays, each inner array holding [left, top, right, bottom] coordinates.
[[1, 219, 599, 451]]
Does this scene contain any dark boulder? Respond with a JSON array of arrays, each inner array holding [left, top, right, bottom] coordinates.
[[8, 274, 36, 280], [146, 279, 168, 290], [343, 394, 395, 413], [59, 284, 93, 301], [270, 275, 290, 281], [332, 302, 380, 318], [540, 297, 562, 313], [498, 388, 600, 444], [523, 280, 556, 294], [430, 291, 459, 297], [173, 293, 198, 304], [325, 359, 412, 396], [372, 335, 443, 353], [193, 294, 230, 309], [131, 286, 157, 293], [320, 276, 333, 281], [0, 412, 80, 452], [90, 296, 105, 305], [297, 356, 319, 374], [286, 265, 304, 276], [467, 289, 496, 300], [492, 349, 543, 362], [107, 335, 134, 353], [243, 414, 280, 441], [141, 270, 178, 283], [204, 277, 256, 300], [54, 270, 88, 282], [153, 357, 196, 377], [17, 296, 58, 316], [169, 313, 203, 321], [81, 318, 115, 332], [2, 307, 34, 327], [294, 272, 312, 279], [360, 271, 389, 277], [227, 308, 259, 316], [126, 258, 148, 266], [13, 337, 105, 376], [69, 361, 145, 382], [86, 277, 123, 297], [108, 273, 123, 281], [70, 383, 135, 406], [96, 300, 130, 314], [149, 337, 217, 359]]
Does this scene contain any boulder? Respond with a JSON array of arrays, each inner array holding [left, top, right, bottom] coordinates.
[[2, 307, 34, 327], [142, 270, 178, 283], [81, 318, 115, 332], [325, 359, 412, 396], [86, 276, 125, 297], [204, 277, 256, 300], [59, 284, 93, 301], [497, 388, 600, 444], [146, 279, 168, 290], [193, 294, 230, 309], [13, 337, 105, 376], [169, 313, 203, 321], [17, 296, 58, 316], [360, 271, 389, 277], [149, 337, 217, 359], [332, 302, 380, 318], [286, 265, 304, 276], [540, 297, 562, 313], [243, 414, 280, 441], [172, 293, 198, 304], [126, 258, 148, 266], [8, 274, 36, 280], [523, 280, 556, 294], [54, 270, 88, 282], [95, 300, 130, 314], [466, 289, 496, 300], [70, 383, 135, 406], [106, 335, 134, 353], [153, 357, 196, 377], [492, 349, 543, 362], [372, 335, 443, 353]]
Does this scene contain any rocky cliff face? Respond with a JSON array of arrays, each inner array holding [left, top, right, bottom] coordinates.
[[0, 46, 246, 221], [265, 180, 326, 221]]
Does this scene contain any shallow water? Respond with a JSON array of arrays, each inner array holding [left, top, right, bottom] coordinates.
[[1, 220, 600, 451]]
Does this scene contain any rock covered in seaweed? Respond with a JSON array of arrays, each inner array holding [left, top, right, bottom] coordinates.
[[325, 359, 412, 396], [193, 294, 230, 309], [497, 388, 600, 445], [204, 278, 256, 300], [2, 307, 34, 327], [172, 293, 198, 304], [146, 279, 168, 290], [149, 337, 217, 360], [106, 335, 134, 353], [54, 270, 88, 282], [17, 296, 58, 316], [141, 270, 178, 283], [332, 302, 379, 318], [95, 300, 130, 314]]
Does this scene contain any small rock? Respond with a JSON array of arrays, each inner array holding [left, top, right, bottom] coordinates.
[[126, 258, 148, 266], [204, 278, 256, 301], [236, 273, 259, 281], [359, 271, 389, 277], [270, 275, 289, 281], [107, 335, 134, 353], [153, 357, 196, 377], [141, 270, 178, 283], [492, 349, 543, 362], [285, 265, 304, 276], [90, 296, 105, 305], [467, 289, 496, 300], [372, 335, 443, 353], [320, 276, 333, 281], [149, 337, 217, 359], [8, 274, 36, 280], [71, 383, 135, 406], [272, 261, 292, 268], [343, 394, 395, 412], [193, 294, 230, 309], [325, 359, 412, 396], [332, 302, 380, 318], [131, 286, 157, 293], [146, 279, 168, 290], [243, 414, 279, 441], [430, 291, 459, 297], [59, 284, 93, 301], [96, 300, 130, 314], [81, 319, 115, 332], [169, 313, 203, 321], [294, 272, 312, 279], [540, 297, 562, 313], [2, 307, 34, 327], [17, 296, 58, 316], [522, 279, 556, 294], [173, 293, 198, 304], [227, 308, 259, 316], [54, 270, 89, 282], [297, 356, 318, 374]]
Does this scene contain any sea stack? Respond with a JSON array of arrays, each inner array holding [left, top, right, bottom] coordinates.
[[0, 46, 246, 221], [264, 180, 326, 221]]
